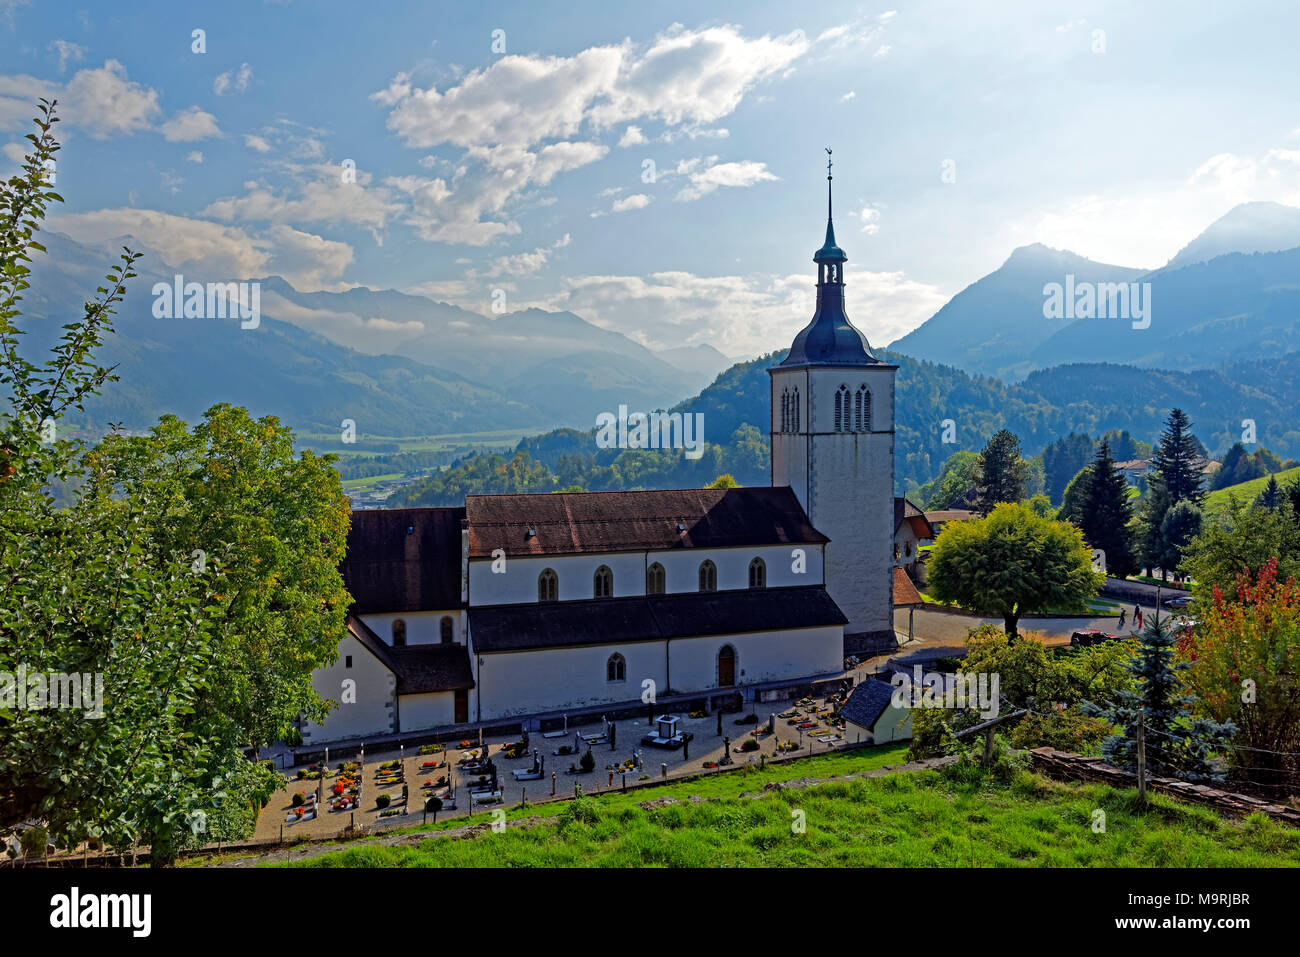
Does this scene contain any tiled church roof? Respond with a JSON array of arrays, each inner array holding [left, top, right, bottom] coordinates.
[[469, 585, 847, 652], [342, 507, 465, 613], [347, 616, 474, 693], [465, 487, 827, 558]]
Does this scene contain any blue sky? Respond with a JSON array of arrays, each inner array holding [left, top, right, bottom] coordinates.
[[3, 0, 1299, 359]]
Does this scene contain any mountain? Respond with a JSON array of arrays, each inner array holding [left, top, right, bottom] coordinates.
[[400, 345, 1300, 505], [654, 343, 733, 382], [887, 244, 1144, 380], [1031, 244, 1300, 370], [1166, 201, 1300, 269], [254, 284, 712, 426], [23, 233, 548, 436], [24, 233, 716, 435], [890, 203, 1300, 380]]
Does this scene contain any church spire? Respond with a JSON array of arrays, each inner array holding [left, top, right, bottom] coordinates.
[[778, 150, 876, 368], [815, 147, 846, 266]]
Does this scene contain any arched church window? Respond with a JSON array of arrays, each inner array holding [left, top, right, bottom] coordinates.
[[748, 557, 766, 589], [594, 565, 613, 599], [647, 562, 666, 595], [392, 618, 406, 647], [440, 616, 453, 643], [538, 568, 558, 602], [698, 559, 717, 593], [780, 389, 789, 432], [793, 388, 799, 431], [834, 385, 850, 432], [607, 653, 626, 682], [856, 386, 871, 432]]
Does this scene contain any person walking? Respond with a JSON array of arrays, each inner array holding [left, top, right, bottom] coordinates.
[[1118, 609, 1126, 629], [1135, 605, 1144, 630]]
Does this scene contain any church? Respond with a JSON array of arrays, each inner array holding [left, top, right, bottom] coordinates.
[[302, 167, 898, 746]]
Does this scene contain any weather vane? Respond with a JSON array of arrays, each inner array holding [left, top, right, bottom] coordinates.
[[826, 147, 832, 179]]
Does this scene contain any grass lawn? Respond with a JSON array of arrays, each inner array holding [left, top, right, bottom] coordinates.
[[266, 748, 1300, 868], [341, 472, 404, 488], [1204, 465, 1300, 522]]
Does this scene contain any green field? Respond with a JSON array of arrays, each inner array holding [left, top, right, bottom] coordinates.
[[262, 746, 1300, 868], [1204, 465, 1300, 522]]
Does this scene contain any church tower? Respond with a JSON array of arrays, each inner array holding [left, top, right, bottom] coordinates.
[[769, 153, 898, 650]]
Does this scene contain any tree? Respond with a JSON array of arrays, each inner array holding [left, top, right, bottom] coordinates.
[[1255, 475, 1283, 511], [1041, 432, 1095, 504], [1073, 439, 1138, 578], [0, 104, 349, 865], [1179, 560, 1300, 794], [1159, 500, 1203, 581], [705, 473, 740, 489], [926, 502, 1103, 639], [1185, 497, 1300, 600], [1150, 408, 1206, 507], [918, 449, 981, 510], [975, 429, 1027, 515], [1087, 612, 1233, 782]]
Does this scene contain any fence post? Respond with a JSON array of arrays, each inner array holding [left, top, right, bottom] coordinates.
[[1136, 710, 1147, 804]]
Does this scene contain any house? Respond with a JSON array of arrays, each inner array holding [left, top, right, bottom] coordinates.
[[303, 167, 898, 744], [840, 676, 912, 744], [893, 496, 932, 574]]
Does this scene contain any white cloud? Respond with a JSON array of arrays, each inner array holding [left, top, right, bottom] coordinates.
[[244, 133, 272, 153], [540, 267, 945, 355], [49, 207, 355, 291], [0, 73, 58, 130], [63, 60, 160, 138], [856, 205, 881, 234], [619, 124, 647, 147], [2, 140, 24, 164], [159, 105, 221, 142], [610, 193, 651, 213], [185, 150, 203, 164], [213, 62, 252, 95], [841, 90, 856, 102], [377, 24, 807, 151], [49, 40, 85, 73], [675, 158, 777, 202], [204, 162, 403, 240], [476, 233, 572, 278]]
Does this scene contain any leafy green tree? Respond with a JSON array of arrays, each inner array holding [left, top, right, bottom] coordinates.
[[705, 473, 740, 489], [0, 104, 349, 866], [918, 450, 981, 510], [975, 429, 1028, 515], [1074, 440, 1138, 578], [1185, 497, 1300, 600], [1086, 613, 1234, 782], [926, 502, 1103, 639]]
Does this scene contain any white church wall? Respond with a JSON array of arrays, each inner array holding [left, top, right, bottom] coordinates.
[[302, 632, 395, 744], [477, 641, 668, 718], [651, 543, 824, 592], [398, 691, 456, 732], [360, 610, 463, 646], [666, 626, 842, 692], [468, 552, 646, 606]]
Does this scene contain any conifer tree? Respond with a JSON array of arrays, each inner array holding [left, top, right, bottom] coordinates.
[[1087, 613, 1233, 781], [1150, 408, 1205, 506], [1075, 439, 1137, 578], [975, 429, 1026, 515], [1255, 474, 1283, 511]]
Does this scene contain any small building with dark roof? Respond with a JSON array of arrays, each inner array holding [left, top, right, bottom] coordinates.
[[841, 675, 913, 744]]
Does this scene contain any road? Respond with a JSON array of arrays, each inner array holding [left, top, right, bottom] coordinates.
[[890, 601, 1167, 661]]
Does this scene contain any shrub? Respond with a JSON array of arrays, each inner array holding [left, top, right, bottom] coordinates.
[[291, 792, 305, 808], [734, 713, 759, 725], [739, 739, 760, 752], [19, 826, 48, 860], [579, 750, 596, 773], [425, 796, 443, 814], [376, 793, 391, 809]]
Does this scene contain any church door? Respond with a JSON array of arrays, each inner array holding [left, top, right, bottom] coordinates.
[[717, 646, 736, 687]]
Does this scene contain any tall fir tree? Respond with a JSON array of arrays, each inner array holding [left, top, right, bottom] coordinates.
[[975, 429, 1026, 515], [1255, 474, 1283, 511], [1075, 439, 1137, 578], [1150, 408, 1206, 506], [1086, 613, 1234, 782]]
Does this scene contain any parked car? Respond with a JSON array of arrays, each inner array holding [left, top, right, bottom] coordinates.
[[1070, 630, 1118, 647], [1163, 594, 1193, 609]]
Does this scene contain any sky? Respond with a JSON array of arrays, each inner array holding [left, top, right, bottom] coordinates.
[[4, 0, 1300, 360]]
